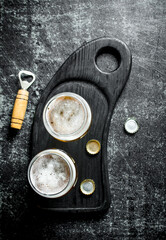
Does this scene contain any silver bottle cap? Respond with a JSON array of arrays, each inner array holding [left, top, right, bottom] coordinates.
[[124, 118, 139, 134], [80, 179, 95, 195]]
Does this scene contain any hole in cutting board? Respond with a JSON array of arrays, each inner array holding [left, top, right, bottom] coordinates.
[[95, 47, 121, 73]]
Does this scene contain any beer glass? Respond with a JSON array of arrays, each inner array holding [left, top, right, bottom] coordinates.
[[28, 149, 77, 198], [43, 92, 92, 141]]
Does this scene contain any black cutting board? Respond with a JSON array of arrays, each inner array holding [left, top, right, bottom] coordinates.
[[31, 37, 132, 213]]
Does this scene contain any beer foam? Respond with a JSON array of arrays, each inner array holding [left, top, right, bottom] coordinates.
[[30, 154, 70, 195], [47, 96, 85, 135]]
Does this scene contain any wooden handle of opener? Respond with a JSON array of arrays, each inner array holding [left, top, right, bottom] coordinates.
[[11, 89, 29, 129]]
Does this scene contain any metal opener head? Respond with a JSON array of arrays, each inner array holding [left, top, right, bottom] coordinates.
[[18, 70, 36, 90]]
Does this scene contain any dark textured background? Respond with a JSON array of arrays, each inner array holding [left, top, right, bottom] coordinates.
[[0, 0, 166, 239]]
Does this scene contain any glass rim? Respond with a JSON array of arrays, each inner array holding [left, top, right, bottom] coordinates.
[[27, 149, 77, 198], [43, 92, 92, 141]]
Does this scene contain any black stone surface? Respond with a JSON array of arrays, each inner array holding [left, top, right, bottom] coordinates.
[[0, 0, 166, 239]]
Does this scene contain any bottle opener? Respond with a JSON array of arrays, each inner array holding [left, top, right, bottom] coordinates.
[[11, 70, 36, 129]]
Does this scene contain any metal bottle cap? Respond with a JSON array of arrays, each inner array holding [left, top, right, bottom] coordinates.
[[86, 139, 101, 155], [124, 118, 139, 134], [80, 179, 95, 195]]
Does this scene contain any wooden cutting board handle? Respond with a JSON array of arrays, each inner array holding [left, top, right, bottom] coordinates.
[[11, 89, 29, 129]]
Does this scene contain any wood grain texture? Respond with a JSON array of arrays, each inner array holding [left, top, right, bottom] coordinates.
[[32, 38, 132, 212], [11, 89, 29, 129]]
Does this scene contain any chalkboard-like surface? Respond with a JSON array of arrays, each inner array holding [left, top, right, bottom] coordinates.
[[32, 37, 132, 213]]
